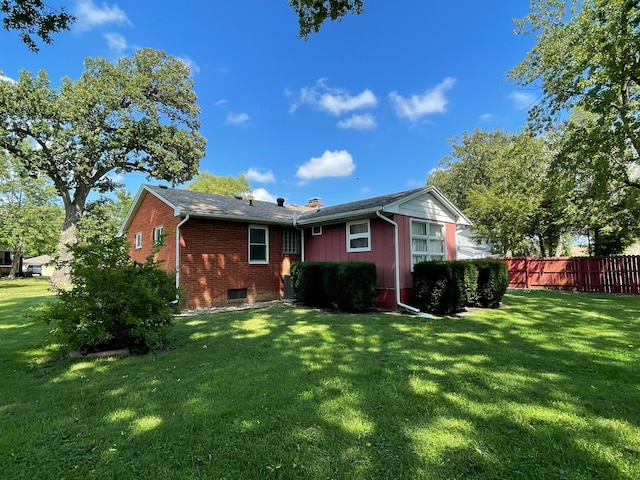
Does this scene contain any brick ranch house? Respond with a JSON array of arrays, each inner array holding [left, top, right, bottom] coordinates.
[[120, 185, 471, 311]]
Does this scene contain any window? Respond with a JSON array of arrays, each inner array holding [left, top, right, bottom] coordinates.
[[249, 225, 269, 264], [283, 228, 301, 254], [311, 225, 323, 236], [135, 232, 142, 249], [411, 220, 445, 268], [227, 288, 247, 301], [153, 226, 163, 245], [346, 220, 371, 252]]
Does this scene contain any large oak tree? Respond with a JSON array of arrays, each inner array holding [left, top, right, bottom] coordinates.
[[0, 48, 206, 283]]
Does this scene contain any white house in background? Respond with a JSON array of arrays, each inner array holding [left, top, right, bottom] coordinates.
[[456, 227, 493, 259]]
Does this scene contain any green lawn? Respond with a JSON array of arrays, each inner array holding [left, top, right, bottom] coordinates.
[[1, 279, 640, 479]]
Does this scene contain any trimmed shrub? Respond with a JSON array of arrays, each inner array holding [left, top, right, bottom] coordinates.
[[323, 262, 377, 312], [413, 261, 478, 315], [473, 259, 509, 308], [290, 262, 330, 307], [37, 237, 180, 354]]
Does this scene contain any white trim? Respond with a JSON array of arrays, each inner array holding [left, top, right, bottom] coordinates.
[[249, 225, 269, 264], [134, 232, 142, 249], [346, 219, 371, 253], [311, 225, 323, 236]]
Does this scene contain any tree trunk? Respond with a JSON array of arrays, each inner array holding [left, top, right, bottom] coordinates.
[[8, 238, 23, 279], [51, 195, 87, 285]]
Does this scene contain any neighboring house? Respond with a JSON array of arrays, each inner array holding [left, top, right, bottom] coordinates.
[[23, 255, 54, 277], [456, 227, 493, 260], [120, 185, 471, 311], [0, 246, 22, 276]]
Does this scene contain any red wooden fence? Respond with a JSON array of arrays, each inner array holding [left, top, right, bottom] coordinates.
[[504, 256, 640, 294]]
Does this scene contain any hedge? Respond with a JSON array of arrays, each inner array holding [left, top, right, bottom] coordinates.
[[291, 262, 377, 312], [474, 260, 509, 308], [412, 261, 476, 315]]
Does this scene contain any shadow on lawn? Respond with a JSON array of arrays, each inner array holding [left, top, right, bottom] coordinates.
[[4, 290, 640, 479]]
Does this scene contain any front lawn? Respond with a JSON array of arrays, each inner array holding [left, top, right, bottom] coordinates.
[[1, 280, 639, 479]]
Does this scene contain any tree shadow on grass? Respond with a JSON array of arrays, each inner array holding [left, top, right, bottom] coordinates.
[[3, 290, 640, 479]]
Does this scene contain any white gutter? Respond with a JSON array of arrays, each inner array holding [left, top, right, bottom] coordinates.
[[175, 215, 190, 292], [376, 210, 433, 317], [292, 212, 305, 261]]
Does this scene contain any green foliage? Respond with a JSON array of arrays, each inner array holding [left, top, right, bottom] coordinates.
[[289, 0, 364, 38], [185, 171, 252, 197], [37, 237, 179, 354], [510, 0, 640, 194], [428, 128, 568, 257], [291, 262, 330, 307], [77, 189, 133, 245], [413, 261, 476, 315], [1, 0, 74, 52], [0, 48, 206, 283], [323, 262, 376, 312], [291, 261, 377, 312], [473, 260, 509, 309]]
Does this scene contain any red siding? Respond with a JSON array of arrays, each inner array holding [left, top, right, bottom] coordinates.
[[305, 214, 459, 310], [125, 192, 300, 309]]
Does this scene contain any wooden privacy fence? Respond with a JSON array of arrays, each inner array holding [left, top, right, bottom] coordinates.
[[504, 256, 640, 294]]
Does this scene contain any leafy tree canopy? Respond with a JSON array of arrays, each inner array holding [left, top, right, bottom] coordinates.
[[510, 0, 640, 191], [0, 48, 206, 283], [185, 171, 252, 198], [289, 0, 364, 38], [1, 0, 74, 52]]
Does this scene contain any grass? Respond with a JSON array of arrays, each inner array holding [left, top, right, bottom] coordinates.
[[1, 279, 640, 479]]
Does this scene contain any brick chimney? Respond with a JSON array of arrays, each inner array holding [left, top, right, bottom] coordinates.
[[306, 197, 323, 209]]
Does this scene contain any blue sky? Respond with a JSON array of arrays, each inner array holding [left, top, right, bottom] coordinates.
[[1, 1, 538, 207]]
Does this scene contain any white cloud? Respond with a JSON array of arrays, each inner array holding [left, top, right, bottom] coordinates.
[[74, 0, 131, 31], [177, 56, 200, 75], [296, 150, 356, 181], [337, 113, 377, 130], [291, 79, 377, 115], [389, 77, 456, 122], [225, 112, 250, 126], [245, 168, 276, 183], [215, 99, 228, 106], [509, 91, 536, 110], [103, 32, 127, 53], [252, 188, 277, 203], [0, 71, 16, 84], [480, 113, 494, 122]]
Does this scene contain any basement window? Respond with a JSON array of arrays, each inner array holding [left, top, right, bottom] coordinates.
[[227, 288, 248, 301]]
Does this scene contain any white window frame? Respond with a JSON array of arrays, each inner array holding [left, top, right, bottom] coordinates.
[[249, 225, 269, 264], [410, 219, 446, 269], [311, 225, 323, 236], [153, 226, 163, 245], [346, 219, 371, 253], [134, 232, 142, 249]]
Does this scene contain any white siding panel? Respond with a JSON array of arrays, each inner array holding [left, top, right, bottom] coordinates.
[[395, 194, 457, 223]]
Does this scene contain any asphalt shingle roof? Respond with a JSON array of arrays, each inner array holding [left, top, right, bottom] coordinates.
[[145, 185, 296, 224]]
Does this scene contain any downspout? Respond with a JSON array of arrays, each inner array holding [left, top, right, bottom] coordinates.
[[292, 212, 305, 261], [376, 210, 433, 318], [175, 215, 190, 296]]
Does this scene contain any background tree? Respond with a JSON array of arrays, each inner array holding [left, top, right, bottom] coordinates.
[[0, 150, 63, 277], [428, 129, 568, 256], [0, 48, 206, 284], [510, 0, 640, 191], [185, 171, 252, 197], [550, 110, 640, 255], [77, 189, 133, 245], [1, 0, 74, 52], [289, 0, 363, 38]]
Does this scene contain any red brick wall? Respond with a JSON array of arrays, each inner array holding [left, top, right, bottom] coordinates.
[[180, 221, 300, 308], [125, 192, 179, 268], [125, 192, 300, 309]]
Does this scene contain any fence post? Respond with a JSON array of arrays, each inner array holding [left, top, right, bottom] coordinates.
[[525, 256, 530, 289]]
